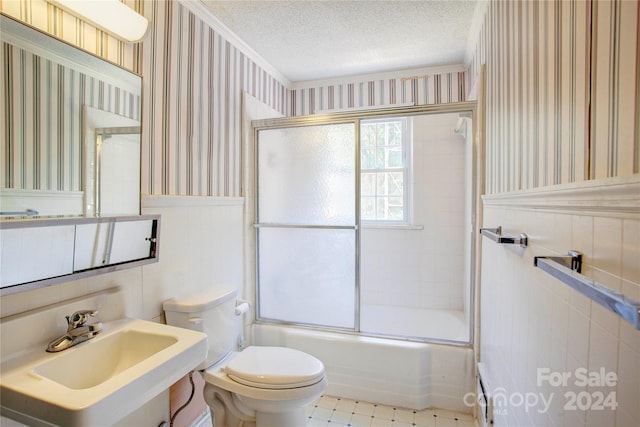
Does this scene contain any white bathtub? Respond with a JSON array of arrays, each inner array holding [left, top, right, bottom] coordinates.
[[252, 324, 475, 413]]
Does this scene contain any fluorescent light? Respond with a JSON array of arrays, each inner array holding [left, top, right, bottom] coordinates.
[[47, 0, 149, 42]]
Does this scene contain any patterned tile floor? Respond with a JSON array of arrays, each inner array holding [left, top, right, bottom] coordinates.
[[306, 395, 477, 427], [194, 394, 477, 427]]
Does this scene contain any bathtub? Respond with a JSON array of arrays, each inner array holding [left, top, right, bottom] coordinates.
[[252, 323, 475, 413]]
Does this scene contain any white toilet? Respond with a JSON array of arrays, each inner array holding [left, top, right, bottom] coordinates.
[[163, 286, 327, 427]]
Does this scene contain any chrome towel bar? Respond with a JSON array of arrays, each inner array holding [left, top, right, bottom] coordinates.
[[535, 251, 640, 330], [534, 250, 583, 273], [479, 226, 528, 247]]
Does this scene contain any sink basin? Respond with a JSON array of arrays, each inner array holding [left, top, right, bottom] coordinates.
[[0, 318, 207, 426], [35, 329, 178, 389]]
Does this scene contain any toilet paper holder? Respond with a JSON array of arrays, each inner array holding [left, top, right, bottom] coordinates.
[[235, 300, 251, 316]]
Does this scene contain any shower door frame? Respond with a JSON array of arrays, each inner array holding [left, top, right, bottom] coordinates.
[[252, 101, 478, 347], [253, 119, 361, 331]]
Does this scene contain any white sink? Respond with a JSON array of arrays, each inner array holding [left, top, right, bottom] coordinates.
[[0, 318, 207, 426]]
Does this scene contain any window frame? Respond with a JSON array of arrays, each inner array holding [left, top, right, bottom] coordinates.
[[359, 117, 412, 225]]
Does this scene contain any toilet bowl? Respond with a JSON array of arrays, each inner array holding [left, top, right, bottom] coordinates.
[[163, 288, 327, 427], [203, 347, 328, 427]]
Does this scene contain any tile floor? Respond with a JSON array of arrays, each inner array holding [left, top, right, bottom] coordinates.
[[194, 394, 477, 427], [306, 395, 477, 427]]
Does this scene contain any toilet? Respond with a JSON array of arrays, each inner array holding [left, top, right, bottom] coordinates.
[[163, 287, 327, 427]]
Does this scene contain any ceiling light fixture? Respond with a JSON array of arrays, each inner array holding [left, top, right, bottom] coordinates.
[[47, 0, 149, 43]]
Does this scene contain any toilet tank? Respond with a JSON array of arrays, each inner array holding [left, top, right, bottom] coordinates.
[[163, 286, 239, 370]]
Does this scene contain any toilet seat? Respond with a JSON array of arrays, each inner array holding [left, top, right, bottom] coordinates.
[[222, 346, 325, 389]]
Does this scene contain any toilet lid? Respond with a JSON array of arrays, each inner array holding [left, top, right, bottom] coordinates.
[[223, 346, 325, 389]]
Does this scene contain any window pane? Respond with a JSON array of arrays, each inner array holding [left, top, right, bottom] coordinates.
[[389, 196, 404, 208], [388, 172, 403, 195], [361, 197, 376, 220], [361, 148, 376, 169], [376, 173, 388, 195], [361, 173, 376, 196], [372, 196, 405, 221], [375, 147, 385, 169], [386, 147, 403, 168], [388, 206, 403, 220], [376, 123, 385, 143], [387, 122, 402, 146], [361, 125, 376, 148]]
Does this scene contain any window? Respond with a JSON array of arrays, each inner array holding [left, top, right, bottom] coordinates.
[[360, 118, 410, 222]]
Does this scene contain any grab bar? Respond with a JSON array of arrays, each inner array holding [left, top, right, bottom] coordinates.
[[480, 226, 528, 247], [0, 209, 39, 216], [535, 251, 640, 330]]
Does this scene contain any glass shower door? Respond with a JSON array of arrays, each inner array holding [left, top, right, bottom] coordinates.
[[256, 123, 357, 329]]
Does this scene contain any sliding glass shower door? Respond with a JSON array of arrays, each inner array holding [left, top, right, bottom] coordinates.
[[255, 123, 358, 329]]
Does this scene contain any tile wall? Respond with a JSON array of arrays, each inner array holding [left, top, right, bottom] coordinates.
[[360, 113, 467, 311], [139, 196, 244, 320], [479, 177, 640, 426]]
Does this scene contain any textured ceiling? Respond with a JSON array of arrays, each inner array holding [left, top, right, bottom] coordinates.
[[201, 0, 478, 82]]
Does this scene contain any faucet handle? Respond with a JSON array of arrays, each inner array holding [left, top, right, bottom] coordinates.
[[66, 309, 99, 329]]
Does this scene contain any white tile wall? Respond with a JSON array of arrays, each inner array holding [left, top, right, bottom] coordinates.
[[479, 178, 640, 427], [140, 196, 245, 320], [360, 113, 468, 311]]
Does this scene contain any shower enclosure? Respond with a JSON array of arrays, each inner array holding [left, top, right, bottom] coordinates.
[[253, 103, 476, 345]]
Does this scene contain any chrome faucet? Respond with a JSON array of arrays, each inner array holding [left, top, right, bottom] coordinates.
[[46, 309, 103, 352]]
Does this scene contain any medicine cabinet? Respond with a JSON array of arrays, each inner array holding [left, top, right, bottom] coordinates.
[[0, 215, 160, 296]]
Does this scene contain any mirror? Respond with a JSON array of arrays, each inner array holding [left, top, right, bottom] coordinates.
[[0, 13, 142, 217], [84, 106, 141, 216]]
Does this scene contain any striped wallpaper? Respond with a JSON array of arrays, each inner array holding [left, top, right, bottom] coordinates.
[[141, 0, 288, 197], [288, 70, 467, 116], [1, 1, 471, 199], [1, 0, 290, 198], [0, 38, 141, 192], [0, 0, 142, 72], [467, 0, 639, 195], [6, 0, 636, 198]]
